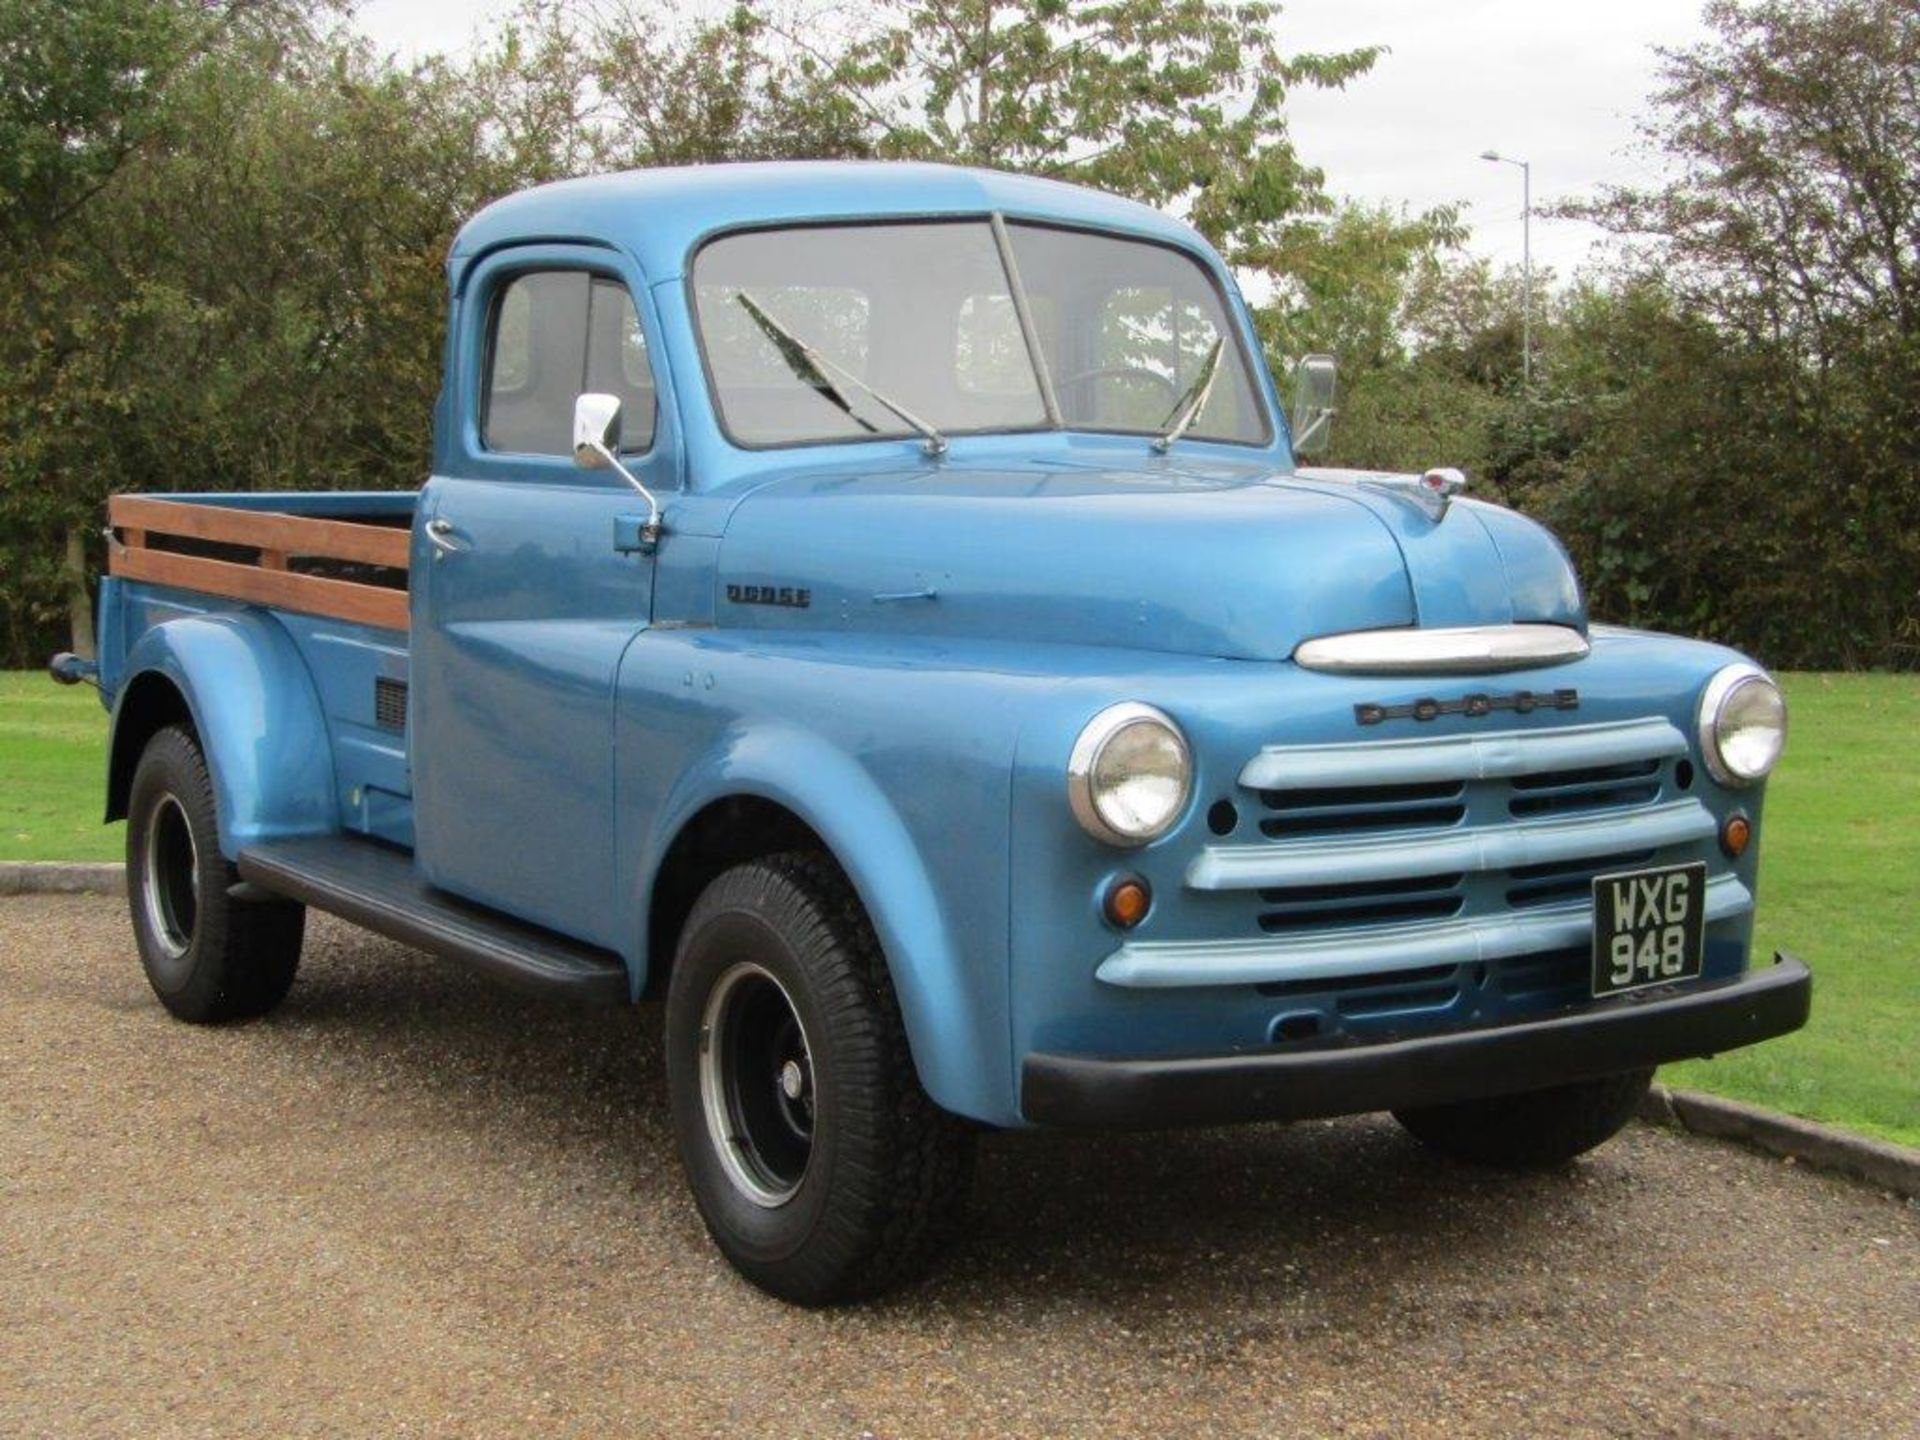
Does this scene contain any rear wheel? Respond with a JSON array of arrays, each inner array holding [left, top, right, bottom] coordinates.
[[664, 852, 974, 1305], [126, 725, 304, 1022], [1392, 1068, 1655, 1169]]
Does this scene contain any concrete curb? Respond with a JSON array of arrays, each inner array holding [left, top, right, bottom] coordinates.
[[0, 862, 126, 897], [1641, 1083, 1920, 1201]]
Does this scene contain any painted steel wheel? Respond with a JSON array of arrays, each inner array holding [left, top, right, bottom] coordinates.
[[698, 960, 817, 1207], [664, 852, 974, 1305], [125, 724, 304, 1023]]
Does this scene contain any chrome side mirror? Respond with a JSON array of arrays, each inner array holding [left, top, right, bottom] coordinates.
[[571, 391, 663, 550], [1289, 354, 1337, 459], [572, 392, 622, 469]]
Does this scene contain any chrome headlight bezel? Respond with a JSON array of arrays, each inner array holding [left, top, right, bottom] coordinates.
[[1697, 663, 1787, 787], [1067, 703, 1194, 848]]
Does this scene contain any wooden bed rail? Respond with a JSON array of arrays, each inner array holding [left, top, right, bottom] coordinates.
[[107, 495, 411, 632]]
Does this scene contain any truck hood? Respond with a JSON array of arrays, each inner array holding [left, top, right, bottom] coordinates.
[[712, 459, 1584, 662]]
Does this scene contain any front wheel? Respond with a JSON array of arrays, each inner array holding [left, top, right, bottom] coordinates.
[[1392, 1068, 1655, 1169], [126, 724, 304, 1023], [664, 853, 974, 1305]]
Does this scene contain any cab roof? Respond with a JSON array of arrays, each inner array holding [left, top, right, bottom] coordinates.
[[449, 161, 1214, 283]]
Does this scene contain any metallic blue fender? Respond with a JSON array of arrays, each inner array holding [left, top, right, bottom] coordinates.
[[110, 614, 339, 859], [630, 720, 1009, 1125]]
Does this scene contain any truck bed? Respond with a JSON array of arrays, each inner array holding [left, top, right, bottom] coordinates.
[[101, 490, 419, 850], [108, 491, 415, 631]]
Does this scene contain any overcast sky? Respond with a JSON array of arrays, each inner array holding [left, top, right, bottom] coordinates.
[[351, 0, 1710, 279]]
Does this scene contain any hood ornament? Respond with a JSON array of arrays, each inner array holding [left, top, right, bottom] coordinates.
[[1361, 466, 1469, 522]]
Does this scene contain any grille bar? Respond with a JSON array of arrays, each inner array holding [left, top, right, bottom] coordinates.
[[1187, 799, 1716, 892], [1238, 717, 1687, 792], [1095, 872, 1752, 989]]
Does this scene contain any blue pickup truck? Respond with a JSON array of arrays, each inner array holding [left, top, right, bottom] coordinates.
[[56, 162, 1808, 1304]]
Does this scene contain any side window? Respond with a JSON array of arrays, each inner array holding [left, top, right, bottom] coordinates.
[[482, 270, 658, 457], [585, 277, 657, 454]]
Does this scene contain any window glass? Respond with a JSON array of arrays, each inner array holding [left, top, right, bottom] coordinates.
[[955, 293, 1035, 396], [483, 271, 588, 456], [1004, 224, 1267, 444], [693, 222, 1046, 446], [483, 271, 657, 457], [686, 220, 1269, 449], [586, 277, 657, 453]]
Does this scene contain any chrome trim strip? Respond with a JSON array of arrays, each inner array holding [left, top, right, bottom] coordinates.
[[1238, 717, 1687, 792], [1186, 798, 1717, 892], [1293, 623, 1590, 675], [1095, 873, 1752, 989]]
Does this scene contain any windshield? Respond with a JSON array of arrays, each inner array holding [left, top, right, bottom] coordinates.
[[691, 219, 1270, 450]]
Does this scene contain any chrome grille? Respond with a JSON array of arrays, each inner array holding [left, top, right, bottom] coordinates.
[[1249, 946, 1594, 1028], [1098, 717, 1754, 995], [1504, 848, 1656, 908], [1255, 873, 1465, 933], [1507, 757, 1662, 816], [1220, 718, 1695, 945], [1256, 780, 1466, 838]]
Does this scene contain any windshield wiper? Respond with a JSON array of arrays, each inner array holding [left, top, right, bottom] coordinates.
[[734, 292, 948, 456], [1152, 336, 1226, 453]]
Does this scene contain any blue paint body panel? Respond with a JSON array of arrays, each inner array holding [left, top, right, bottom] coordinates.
[[94, 163, 1787, 1130]]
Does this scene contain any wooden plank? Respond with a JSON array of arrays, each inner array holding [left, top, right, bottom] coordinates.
[[111, 543, 409, 632], [109, 494, 411, 571]]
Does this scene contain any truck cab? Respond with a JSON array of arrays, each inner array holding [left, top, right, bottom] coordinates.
[[70, 162, 1808, 1304]]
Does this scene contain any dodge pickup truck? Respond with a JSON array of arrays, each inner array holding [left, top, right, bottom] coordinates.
[[53, 162, 1809, 1304]]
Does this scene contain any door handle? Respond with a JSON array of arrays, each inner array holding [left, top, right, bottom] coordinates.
[[424, 517, 464, 556]]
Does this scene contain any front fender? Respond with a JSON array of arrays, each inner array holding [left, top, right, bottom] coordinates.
[[634, 721, 1006, 1124], [112, 614, 337, 859]]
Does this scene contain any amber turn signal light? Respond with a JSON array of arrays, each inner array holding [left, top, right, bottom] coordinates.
[[1102, 875, 1152, 930], [1720, 811, 1752, 858]]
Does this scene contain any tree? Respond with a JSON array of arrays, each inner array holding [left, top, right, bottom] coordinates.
[[0, 10, 501, 661], [1582, 0, 1917, 358], [0, 0, 309, 255], [813, 0, 1378, 267], [0, 0, 336, 656], [1570, 0, 1920, 666]]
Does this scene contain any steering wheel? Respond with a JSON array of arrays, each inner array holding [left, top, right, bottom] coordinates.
[[1055, 365, 1181, 412]]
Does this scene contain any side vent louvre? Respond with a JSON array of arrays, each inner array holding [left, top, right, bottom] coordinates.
[[374, 677, 408, 732]]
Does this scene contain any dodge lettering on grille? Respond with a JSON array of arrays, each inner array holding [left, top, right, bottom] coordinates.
[[1355, 688, 1579, 726]]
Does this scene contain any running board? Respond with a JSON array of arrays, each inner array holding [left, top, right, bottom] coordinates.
[[236, 836, 629, 1003]]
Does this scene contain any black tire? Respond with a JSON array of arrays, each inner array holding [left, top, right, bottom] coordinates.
[[125, 724, 304, 1023], [664, 852, 975, 1305], [1393, 1068, 1655, 1169]]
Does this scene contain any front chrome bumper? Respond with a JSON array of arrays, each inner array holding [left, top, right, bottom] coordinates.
[[1021, 952, 1811, 1130]]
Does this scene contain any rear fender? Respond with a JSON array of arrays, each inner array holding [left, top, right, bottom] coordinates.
[[108, 614, 338, 859]]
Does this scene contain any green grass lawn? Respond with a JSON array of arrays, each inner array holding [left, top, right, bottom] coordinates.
[[0, 671, 120, 863], [1666, 672, 1919, 1148], [1, 668, 1914, 1144]]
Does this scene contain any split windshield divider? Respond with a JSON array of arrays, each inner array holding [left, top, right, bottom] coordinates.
[[990, 212, 1063, 429]]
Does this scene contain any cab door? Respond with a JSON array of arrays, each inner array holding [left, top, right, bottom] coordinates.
[[410, 246, 676, 949]]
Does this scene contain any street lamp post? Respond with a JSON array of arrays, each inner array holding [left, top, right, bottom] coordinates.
[[1480, 149, 1532, 388]]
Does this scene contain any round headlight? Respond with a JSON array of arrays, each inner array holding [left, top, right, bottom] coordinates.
[[1068, 703, 1193, 847], [1698, 664, 1786, 786]]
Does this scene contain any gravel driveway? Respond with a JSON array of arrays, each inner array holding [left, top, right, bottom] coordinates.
[[4, 894, 1916, 1438]]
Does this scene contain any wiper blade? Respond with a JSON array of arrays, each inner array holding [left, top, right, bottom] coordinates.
[[1152, 336, 1226, 453], [734, 291, 947, 456]]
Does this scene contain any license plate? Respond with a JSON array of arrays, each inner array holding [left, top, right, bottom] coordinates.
[[1591, 861, 1707, 997]]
